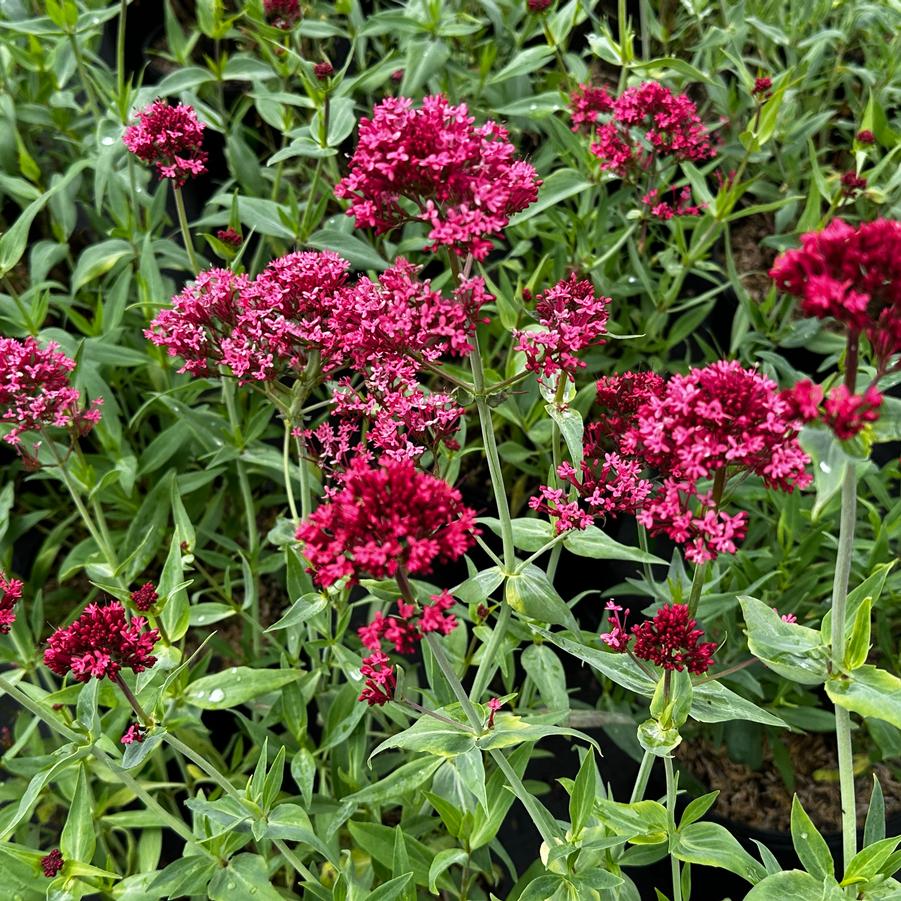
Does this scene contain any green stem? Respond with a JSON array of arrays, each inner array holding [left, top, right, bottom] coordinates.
[[546, 373, 569, 583], [68, 33, 101, 120], [686, 560, 707, 617], [469, 602, 512, 701], [664, 754, 682, 901], [116, 0, 127, 106], [174, 186, 199, 274], [295, 431, 312, 521], [113, 673, 152, 726], [637, 523, 655, 588], [630, 749, 655, 803], [283, 419, 299, 522]]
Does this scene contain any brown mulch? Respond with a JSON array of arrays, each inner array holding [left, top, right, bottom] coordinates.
[[678, 732, 901, 833], [729, 213, 778, 302]]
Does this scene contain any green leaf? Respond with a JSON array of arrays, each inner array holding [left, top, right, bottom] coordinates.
[[674, 822, 768, 884], [264, 804, 339, 866], [185, 667, 303, 709], [481, 517, 554, 552], [60, 764, 95, 863], [637, 718, 682, 757], [680, 791, 719, 829], [594, 798, 669, 844], [453, 566, 504, 604], [521, 643, 570, 712], [147, 856, 218, 897], [844, 597, 872, 672], [744, 870, 840, 900], [629, 56, 714, 84], [266, 593, 328, 631], [508, 169, 592, 227], [450, 747, 488, 811], [0, 159, 90, 276], [842, 836, 901, 886], [563, 525, 666, 564], [368, 874, 415, 901], [863, 776, 885, 848], [368, 712, 475, 762], [71, 240, 133, 292], [488, 46, 555, 84], [505, 565, 578, 630], [428, 849, 468, 894], [739, 596, 829, 685], [400, 39, 450, 96], [469, 744, 530, 849], [570, 748, 597, 837], [208, 854, 284, 901], [826, 666, 901, 730], [691, 679, 787, 728], [790, 796, 833, 881], [545, 403, 584, 467], [307, 227, 388, 271], [347, 822, 444, 890]]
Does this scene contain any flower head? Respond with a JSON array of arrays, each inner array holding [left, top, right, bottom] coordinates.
[[588, 81, 716, 178], [44, 602, 159, 683], [527, 0, 553, 9], [856, 130, 876, 145], [130, 582, 158, 612], [752, 77, 772, 97], [600, 601, 631, 652], [822, 384, 883, 440], [486, 696, 503, 728], [263, 0, 299, 28], [41, 850, 63, 878], [780, 379, 824, 423], [642, 185, 703, 220], [359, 651, 396, 705], [0, 570, 24, 634], [569, 84, 614, 132], [0, 336, 101, 447], [123, 100, 207, 187], [314, 61, 334, 80], [216, 227, 243, 247], [335, 94, 540, 259], [631, 603, 716, 674], [514, 274, 611, 379], [770, 218, 901, 364], [840, 171, 867, 195], [296, 456, 477, 587]]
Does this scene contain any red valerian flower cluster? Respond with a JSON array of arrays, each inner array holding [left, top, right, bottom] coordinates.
[[295, 457, 477, 587], [531, 362, 811, 563], [359, 591, 458, 654], [43, 602, 159, 683], [0, 336, 102, 449], [216, 227, 243, 247], [41, 849, 64, 878], [769, 218, 901, 365], [130, 582, 158, 612], [642, 186, 703, 220], [263, 0, 300, 28], [313, 61, 334, 80], [0, 570, 24, 634], [123, 100, 207, 187], [781, 379, 883, 441], [514, 274, 611, 379], [359, 650, 396, 706], [335, 94, 540, 259], [601, 601, 716, 674], [571, 81, 715, 178]]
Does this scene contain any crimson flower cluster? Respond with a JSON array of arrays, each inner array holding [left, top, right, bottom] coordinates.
[[601, 601, 716, 674], [0, 336, 102, 450], [532, 362, 810, 563], [514, 274, 611, 379], [642, 186, 703, 220], [0, 570, 24, 634], [295, 457, 477, 587], [41, 849, 64, 878], [263, 0, 300, 27], [121, 723, 147, 745], [43, 602, 159, 683], [359, 590, 458, 656], [335, 94, 540, 259], [781, 379, 883, 441], [770, 218, 901, 366], [123, 100, 207, 187], [359, 651, 396, 706], [130, 582, 158, 612]]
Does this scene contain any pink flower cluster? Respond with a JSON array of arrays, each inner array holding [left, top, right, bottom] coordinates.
[[570, 81, 715, 178], [335, 94, 540, 259], [0, 336, 102, 448], [121, 723, 147, 745], [295, 457, 477, 587], [601, 601, 716, 674], [642, 186, 703, 220], [770, 218, 901, 364], [781, 379, 883, 441], [43, 601, 159, 683], [532, 363, 811, 563], [359, 650, 396, 706], [514, 274, 611, 379], [0, 570, 24, 634], [123, 100, 207, 187], [359, 590, 458, 655], [130, 582, 158, 612]]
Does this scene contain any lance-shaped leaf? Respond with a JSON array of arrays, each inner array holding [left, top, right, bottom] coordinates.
[[825, 666, 901, 731]]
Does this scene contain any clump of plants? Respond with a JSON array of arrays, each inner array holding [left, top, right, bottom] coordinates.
[[0, 0, 899, 899]]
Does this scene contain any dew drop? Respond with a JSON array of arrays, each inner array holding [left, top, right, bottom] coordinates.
[[800, 831, 808, 839], [209, 688, 225, 703], [819, 461, 831, 474], [101, 136, 115, 146]]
